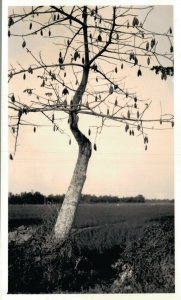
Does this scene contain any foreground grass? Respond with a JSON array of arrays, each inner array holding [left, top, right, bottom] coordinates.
[[8, 207, 174, 293]]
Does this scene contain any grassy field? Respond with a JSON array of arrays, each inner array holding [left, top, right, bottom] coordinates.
[[9, 202, 174, 228], [8, 202, 174, 293]]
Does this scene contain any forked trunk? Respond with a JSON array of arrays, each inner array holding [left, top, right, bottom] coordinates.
[[54, 116, 91, 243], [54, 6, 90, 243]]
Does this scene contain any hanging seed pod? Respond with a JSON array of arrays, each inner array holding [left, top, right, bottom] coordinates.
[[33, 127, 36, 133], [49, 30, 51, 36], [170, 45, 173, 53], [82, 57, 85, 64], [125, 124, 129, 132], [171, 121, 174, 127], [96, 77, 98, 82], [22, 40, 26, 48], [127, 21, 130, 28], [67, 39, 70, 46], [134, 97, 137, 102], [90, 33, 92, 39], [137, 69, 142, 77], [64, 72, 66, 77], [95, 95, 98, 101], [127, 110, 130, 119], [95, 6, 98, 14], [132, 16, 139, 27], [92, 63, 97, 72], [91, 10, 94, 17], [129, 52, 133, 60], [146, 41, 149, 51], [69, 139, 71, 145], [169, 27, 172, 34], [29, 22, 32, 30], [115, 67, 118, 73], [69, 18, 72, 25], [145, 145, 147, 151], [54, 15, 56, 21], [134, 103, 137, 109], [41, 80, 45, 87], [62, 87, 69, 95], [53, 125, 56, 131], [147, 57, 150, 65], [109, 85, 113, 95], [57, 14, 60, 20], [98, 34, 102, 42], [137, 124, 140, 131], [132, 130, 134, 136], [9, 154, 13, 160], [121, 63, 124, 69], [12, 127, 15, 133], [8, 16, 14, 27], [134, 56, 138, 66], [107, 109, 109, 115], [94, 143, 97, 151], [126, 91, 128, 98], [144, 136, 147, 144], [137, 111, 139, 118], [150, 39, 154, 49], [115, 99, 118, 106], [40, 29, 43, 36], [8, 30, 11, 37], [88, 128, 91, 136], [28, 66, 33, 74], [52, 114, 54, 123], [23, 73, 26, 80], [11, 94, 15, 103], [160, 119, 162, 125], [129, 130, 132, 136]]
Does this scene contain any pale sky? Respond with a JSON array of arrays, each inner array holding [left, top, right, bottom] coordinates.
[[8, 5, 174, 199]]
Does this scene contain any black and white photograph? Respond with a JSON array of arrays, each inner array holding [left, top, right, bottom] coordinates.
[[1, 0, 181, 298]]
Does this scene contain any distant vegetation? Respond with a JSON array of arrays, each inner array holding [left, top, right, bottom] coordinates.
[[8, 191, 174, 205]]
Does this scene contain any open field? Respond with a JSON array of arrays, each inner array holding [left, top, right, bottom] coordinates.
[[8, 202, 174, 293], [9, 202, 174, 229]]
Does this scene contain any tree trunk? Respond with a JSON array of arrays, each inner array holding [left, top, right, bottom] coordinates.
[[54, 6, 90, 243], [54, 114, 91, 243]]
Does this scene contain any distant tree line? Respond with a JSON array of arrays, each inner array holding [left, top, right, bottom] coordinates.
[[8, 192, 147, 205], [8, 192, 64, 205], [81, 194, 146, 203]]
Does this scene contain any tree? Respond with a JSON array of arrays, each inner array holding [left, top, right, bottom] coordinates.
[[8, 5, 174, 243]]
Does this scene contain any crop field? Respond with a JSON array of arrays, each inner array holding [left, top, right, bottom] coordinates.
[[8, 202, 174, 294], [9, 202, 174, 229]]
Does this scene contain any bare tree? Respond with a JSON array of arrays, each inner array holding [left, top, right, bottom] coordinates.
[[8, 5, 174, 243]]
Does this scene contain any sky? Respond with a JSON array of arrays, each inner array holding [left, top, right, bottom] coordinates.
[[7, 5, 174, 199]]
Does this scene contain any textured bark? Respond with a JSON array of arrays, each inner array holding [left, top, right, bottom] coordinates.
[[54, 109, 91, 242], [54, 130, 91, 242]]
